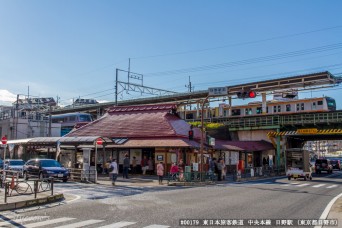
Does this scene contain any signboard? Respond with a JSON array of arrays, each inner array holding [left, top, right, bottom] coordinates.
[[297, 128, 318, 134], [208, 87, 228, 96]]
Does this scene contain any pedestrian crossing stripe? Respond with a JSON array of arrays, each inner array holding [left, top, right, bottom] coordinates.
[[0, 217, 170, 228], [268, 128, 342, 137]]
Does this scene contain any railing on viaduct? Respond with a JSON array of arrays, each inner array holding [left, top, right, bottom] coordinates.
[[186, 111, 342, 129]]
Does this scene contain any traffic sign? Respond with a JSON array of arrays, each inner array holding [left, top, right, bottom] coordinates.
[[1, 136, 7, 145], [96, 138, 103, 145]]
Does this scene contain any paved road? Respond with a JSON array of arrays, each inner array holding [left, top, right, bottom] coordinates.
[[0, 171, 341, 228]]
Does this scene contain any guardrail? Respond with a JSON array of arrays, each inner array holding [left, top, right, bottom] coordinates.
[[166, 172, 216, 185], [67, 168, 97, 183], [233, 167, 286, 181]]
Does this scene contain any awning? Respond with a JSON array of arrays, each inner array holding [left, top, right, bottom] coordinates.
[[113, 138, 201, 148], [6, 136, 115, 146]]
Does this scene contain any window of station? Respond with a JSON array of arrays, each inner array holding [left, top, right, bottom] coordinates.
[[286, 104, 291, 112], [266, 107, 269, 113], [232, 109, 241, 116], [256, 107, 262, 114], [245, 108, 252, 115]]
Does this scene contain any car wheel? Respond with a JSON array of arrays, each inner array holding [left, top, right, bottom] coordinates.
[[304, 176, 307, 181], [63, 178, 68, 183], [288, 176, 291, 180], [23, 172, 28, 180]]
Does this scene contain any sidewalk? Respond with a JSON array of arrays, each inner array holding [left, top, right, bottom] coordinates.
[[0, 191, 64, 211], [0, 181, 65, 211], [324, 196, 342, 227]]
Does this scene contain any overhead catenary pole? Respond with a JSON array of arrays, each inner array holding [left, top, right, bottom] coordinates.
[[115, 68, 119, 106], [200, 95, 210, 177]]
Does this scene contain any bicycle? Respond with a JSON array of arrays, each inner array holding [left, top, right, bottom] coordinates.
[[9, 181, 33, 195]]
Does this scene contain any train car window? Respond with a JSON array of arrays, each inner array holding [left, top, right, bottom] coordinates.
[[256, 107, 262, 114], [232, 109, 241, 116], [286, 104, 291, 112], [79, 114, 92, 122], [273, 106, 277, 113], [278, 105, 281, 112], [301, 103, 305, 111], [312, 102, 316, 110], [69, 116, 76, 121], [326, 97, 336, 111], [296, 104, 300, 111], [317, 100, 323, 105], [245, 108, 252, 115]]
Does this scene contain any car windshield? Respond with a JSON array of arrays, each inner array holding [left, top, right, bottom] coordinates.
[[9, 160, 25, 166], [40, 160, 62, 167]]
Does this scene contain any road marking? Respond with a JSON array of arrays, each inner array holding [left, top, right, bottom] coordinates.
[[54, 219, 104, 228], [295, 183, 310, 187], [98, 221, 137, 228], [315, 192, 342, 228], [25, 217, 76, 228], [327, 185, 338, 189], [312, 184, 326, 188], [143, 225, 170, 228]]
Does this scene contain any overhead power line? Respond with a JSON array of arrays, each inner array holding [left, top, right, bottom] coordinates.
[[131, 25, 342, 60], [145, 43, 342, 77]]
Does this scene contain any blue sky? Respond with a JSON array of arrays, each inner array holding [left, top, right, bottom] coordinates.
[[1, 0, 342, 108]]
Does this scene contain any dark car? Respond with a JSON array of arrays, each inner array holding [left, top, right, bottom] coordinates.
[[0, 159, 3, 169], [4, 159, 25, 177], [330, 159, 341, 170], [23, 159, 69, 182], [315, 159, 333, 174]]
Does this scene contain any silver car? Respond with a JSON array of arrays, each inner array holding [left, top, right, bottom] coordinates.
[[4, 159, 25, 177]]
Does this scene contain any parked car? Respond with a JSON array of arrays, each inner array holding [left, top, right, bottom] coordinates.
[[0, 159, 3, 169], [315, 159, 333, 174], [23, 159, 69, 182], [4, 159, 25, 176], [330, 159, 341, 170]]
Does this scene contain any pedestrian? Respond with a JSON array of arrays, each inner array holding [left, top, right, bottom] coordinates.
[[157, 161, 164, 185], [148, 157, 154, 175], [220, 159, 226, 181], [104, 160, 111, 175], [123, 153, 130, 179], [178, 159, 184, 181], [132, 156, 137, 175], [216, 158, 222, 181], [110, 159, 118, 186], [141, 156, 149, 175]]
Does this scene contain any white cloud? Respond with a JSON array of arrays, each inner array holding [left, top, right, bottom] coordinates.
[[0, 89, 17, 106]]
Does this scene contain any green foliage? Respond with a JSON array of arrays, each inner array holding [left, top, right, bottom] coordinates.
[[189, 122, 224, 130]]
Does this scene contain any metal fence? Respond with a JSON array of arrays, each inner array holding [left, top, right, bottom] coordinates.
[[2, 177, 54, 203], [67, 168, 97, 183]]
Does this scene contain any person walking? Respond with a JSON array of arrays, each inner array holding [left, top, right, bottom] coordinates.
[[217, 158, 222, 181], [141, 156, 149, 175], [157, 161, 164, 185], [123, 153, 130, 179], [110, 159, 118, 186], [220, 159, 226, 181]]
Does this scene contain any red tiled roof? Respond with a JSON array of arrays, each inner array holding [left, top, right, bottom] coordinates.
[[214, 140, 274, 151], [67, 104, 201, 139]]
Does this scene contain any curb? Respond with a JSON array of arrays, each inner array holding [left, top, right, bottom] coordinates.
[[0, 193, 64, 211]]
